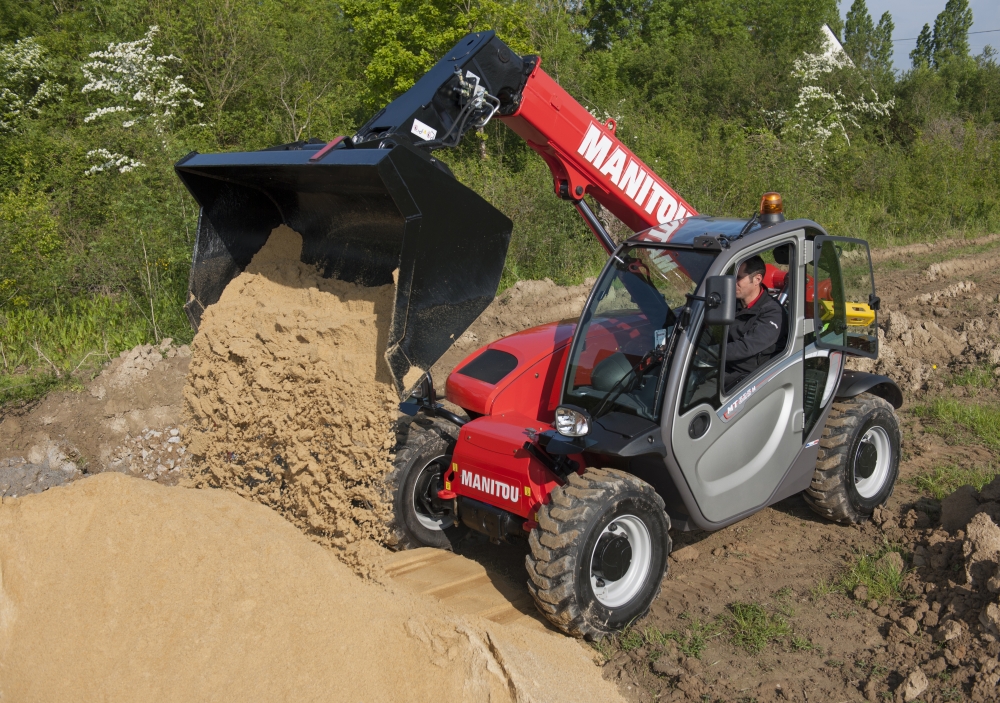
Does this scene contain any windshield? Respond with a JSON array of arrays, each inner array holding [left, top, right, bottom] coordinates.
[[563, 246, 716, 423]]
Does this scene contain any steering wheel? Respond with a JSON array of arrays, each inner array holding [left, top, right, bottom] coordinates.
[[693, 343, 720, 368]]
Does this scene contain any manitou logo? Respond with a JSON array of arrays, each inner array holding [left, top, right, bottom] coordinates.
[[460, 470, 520, 505], [577, 123, 690, 225]]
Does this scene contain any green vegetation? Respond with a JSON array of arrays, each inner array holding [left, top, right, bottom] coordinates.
[[951, 365, 997, 391], [915, 398, 1000, 450], [810, 577, 839, 601], [838, 544, 909, 603], [2, 0, 1000, 402], [910, 463, 999, 500], [725, 601, 791, 654], [790, 634, 820, 652], [595, 613, 721, 661]]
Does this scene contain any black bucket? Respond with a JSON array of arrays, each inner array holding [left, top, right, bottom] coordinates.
[[175, 141, 512, 396]]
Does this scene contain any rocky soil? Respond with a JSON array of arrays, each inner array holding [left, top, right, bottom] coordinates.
[[2, 232, 1000, 701]]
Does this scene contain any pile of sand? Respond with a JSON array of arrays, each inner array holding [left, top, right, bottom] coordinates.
[[0, 473, 624, 703], [183, 226, 398, 568]]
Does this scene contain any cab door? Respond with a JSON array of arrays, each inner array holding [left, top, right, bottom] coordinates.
[[670, 234, 806, 523]]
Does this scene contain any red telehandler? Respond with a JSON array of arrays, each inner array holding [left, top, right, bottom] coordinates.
[[176, 31, 903, 639]]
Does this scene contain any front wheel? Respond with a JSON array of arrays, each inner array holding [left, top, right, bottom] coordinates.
[[388, 417, 467, 550], [804, 392, 901, 524], [525, 468, 671, 640]]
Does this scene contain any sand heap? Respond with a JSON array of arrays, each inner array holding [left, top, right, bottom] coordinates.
[[183, 226, 398, 567], [0, 473, 624, 703]]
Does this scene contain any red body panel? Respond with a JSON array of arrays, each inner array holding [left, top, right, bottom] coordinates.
[[498, 63, 697, 232], [446, 319, 576, 420], [445, 321, 583, 514], [448, 411, 566, 519]]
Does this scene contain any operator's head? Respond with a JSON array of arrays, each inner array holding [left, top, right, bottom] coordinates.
[[736, 255, 766, 306]]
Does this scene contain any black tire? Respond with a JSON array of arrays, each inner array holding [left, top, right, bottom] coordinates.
[[804, 392, 900, 524], [388, 415, 467, 550], [525, 468, 671, 640]]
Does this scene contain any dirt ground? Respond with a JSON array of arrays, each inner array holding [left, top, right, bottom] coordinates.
[[2, 232, 1000, 701]]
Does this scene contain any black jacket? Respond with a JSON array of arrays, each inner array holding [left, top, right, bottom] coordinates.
[[724, 288, 785, 391]]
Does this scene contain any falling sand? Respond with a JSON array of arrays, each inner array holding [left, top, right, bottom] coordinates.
[[0, 473, 624, 703], [183, 226, 399, 570]]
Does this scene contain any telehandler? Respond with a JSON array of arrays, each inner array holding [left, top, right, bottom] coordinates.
[[175, 31, 902, 639]]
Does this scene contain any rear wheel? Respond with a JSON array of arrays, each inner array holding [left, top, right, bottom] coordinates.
[[804, 393, 900, 524], [525, 468, 671, 640], [388, 416, 467, 549]]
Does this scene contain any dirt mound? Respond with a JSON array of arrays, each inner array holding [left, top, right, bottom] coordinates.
[[848, 304, 1000, 393], [0, 473, 623, 703], [183, 226, 399, 570]]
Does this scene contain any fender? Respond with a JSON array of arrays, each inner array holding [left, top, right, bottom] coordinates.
[[835, 370, 903, 409]]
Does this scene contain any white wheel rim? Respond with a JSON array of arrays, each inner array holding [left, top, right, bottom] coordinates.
[[854, 426, 892, 499], [411, 455, 449, 531], [590, 514, 652, 608]]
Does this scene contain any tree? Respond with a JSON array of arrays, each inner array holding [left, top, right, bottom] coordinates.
[[343, 0, 533, 109], [79, 26, 203, 175], [843, 0, 875, 67], [773, 26, 893, 163], [585, 0, 651, 50], [932, 0, 973, 67], [910, 23, 933, 68], [0, 37, 63, 133], [871, 12, 894, 75]]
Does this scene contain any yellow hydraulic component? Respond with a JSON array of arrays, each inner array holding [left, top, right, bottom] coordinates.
[[818, 299, 876, 326]]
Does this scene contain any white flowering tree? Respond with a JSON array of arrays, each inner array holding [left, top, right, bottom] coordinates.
[[773, 25, 894, 163], [80, 26, 202, 174], [0, 38, 64, 133]]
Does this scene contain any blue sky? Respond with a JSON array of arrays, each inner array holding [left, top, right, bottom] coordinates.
[[840, 0, 1000, 71]]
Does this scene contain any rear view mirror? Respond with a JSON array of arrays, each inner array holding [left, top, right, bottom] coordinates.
[[704, 275, 736, 326]]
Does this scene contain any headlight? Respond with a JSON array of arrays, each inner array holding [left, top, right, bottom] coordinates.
[[555, 406, 590, 437]]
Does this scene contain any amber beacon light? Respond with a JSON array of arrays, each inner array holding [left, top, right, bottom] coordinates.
[[759, 192, 785, 224]]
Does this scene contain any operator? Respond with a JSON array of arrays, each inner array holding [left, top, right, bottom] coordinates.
[[724, 255, 785, 391]]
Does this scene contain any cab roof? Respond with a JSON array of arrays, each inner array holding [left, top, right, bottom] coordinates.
[[626, 215, 829, 249]]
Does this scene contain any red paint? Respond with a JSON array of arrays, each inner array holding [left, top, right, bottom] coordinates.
[[445, 319, 576, 419], [762, 264, 787, 290], [450, 411, 581, 518], [309, 136, 346, 162], [499, 63, 696, 231]]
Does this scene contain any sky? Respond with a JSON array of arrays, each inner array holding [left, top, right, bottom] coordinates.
[[840, 0, 1000, 72]]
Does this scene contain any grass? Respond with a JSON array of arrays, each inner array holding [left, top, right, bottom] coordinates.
[[774, 586, 796, 618], [909, 463, 1000, 500], [725, 602, 791, 654], [810, 578, 839, 601], [914, 398, 1000, 450], [594, 614, 722, 662], [950, 365, 996, 391], [838, 544, 909, 604], [0, 295, 188, 408], [0, 372, 82, 407]]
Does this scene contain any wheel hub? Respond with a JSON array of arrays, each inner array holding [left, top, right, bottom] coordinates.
[[411, 456, 452, 531], [853, 425, 892, 499], [592, 528, 632, 581], [855, 440, 878, 479], [589, 515, 652, 608]]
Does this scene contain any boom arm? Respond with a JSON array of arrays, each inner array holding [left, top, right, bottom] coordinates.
[[349, 31, 696, 247]]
